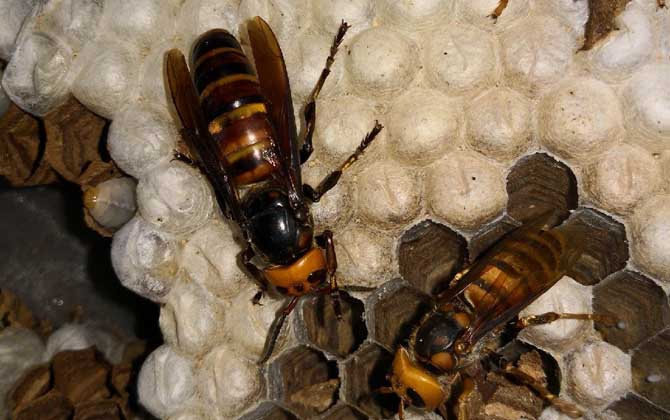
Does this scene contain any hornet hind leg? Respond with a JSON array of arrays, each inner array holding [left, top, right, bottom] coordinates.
[[300, 20, 351, 164], [516, 312, 617, 329], [241, 244, 270, 305], [298, 20, 383, 202], [258, 296, 300, 364], [499, 362, 583, 419], [316, 229, 342, 319], [303, 121, 383, 202]]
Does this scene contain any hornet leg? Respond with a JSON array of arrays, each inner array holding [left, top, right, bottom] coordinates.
[[171, 150, 195, 166], [258, 296, 300, 364], [516, 312, 617, 329], [499, 362, 582, 419], [242, 244, 269, 305], [316, 230, 342, 319], [453, 373, 476, 420], [300, 20, 350, 164], [489, 0, 509, 20], [303, 121, 383, 202]]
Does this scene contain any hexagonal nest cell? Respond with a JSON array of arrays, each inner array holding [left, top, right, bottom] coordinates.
[[267, 346, 341, 417], [5, 1, 670, 419], [398, 220, 468, 296], [340, 342, 398, 418], [297, 292, 368, 359], [239, 402, 298, 420], [251, 151, 670, 420]]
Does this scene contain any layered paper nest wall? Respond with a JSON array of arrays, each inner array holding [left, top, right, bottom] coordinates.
[[1, 0, 670, 419]]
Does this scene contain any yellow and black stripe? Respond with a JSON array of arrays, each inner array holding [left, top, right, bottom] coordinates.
[[190, 29, 277, 186], [463, 228, 565, 314]]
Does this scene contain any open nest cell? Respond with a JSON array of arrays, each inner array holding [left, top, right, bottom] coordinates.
[[2, 1, 670, 420]]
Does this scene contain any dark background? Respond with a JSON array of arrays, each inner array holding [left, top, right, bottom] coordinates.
[[0, 183, 159, 341]]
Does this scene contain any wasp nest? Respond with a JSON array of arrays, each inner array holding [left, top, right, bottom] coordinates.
[[1, 321, 135, 418], [2, 0, 670, 419]]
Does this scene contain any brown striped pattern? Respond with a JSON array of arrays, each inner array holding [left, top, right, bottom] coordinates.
[[190, 29, 278, 186], [463, 228, 566, 318]]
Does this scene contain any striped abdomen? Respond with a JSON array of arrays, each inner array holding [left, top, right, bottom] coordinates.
[[191, 29, 277, 186], [463, 228, 567, 320]]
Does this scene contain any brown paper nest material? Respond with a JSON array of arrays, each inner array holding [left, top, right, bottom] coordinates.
[[0, 289, 52, 337], [8, 347, 138, 420], [582, 0, 634, 51], [0, 96, 122, 236]]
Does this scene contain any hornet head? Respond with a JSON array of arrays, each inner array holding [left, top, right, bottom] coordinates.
[[388, 347, 447, 412]]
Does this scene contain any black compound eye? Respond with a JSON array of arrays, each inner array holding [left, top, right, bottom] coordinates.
[[307, 269, 327, 284], [406, 388, 425, 408]]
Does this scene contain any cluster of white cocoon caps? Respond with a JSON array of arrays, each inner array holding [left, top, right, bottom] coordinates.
[[43, 322, 130, 364], [0, 328, 45, 415], [0, 323, 130, 416], [2, 0, 670, 417]]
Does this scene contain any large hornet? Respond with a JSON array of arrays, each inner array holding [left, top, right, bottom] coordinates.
[[380, 213, 616, 419], [164, 17, 382, 363]]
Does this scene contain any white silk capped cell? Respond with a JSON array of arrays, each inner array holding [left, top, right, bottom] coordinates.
[[197, 345, 263, 416], [71, 37, 141, 120], [107, 102, 179, 179], [458, 0, 529, 30], [567, 341, 632, 407], [427, 150, 507, 230], [1, 0, 104, 116], [311, 0, 374, 37], [0, 0, 37, 60], [176, 0, 240, 48], [584, 143, 662, 215], [346, 27, 420, 96], [160, 280, 227, 356], [44, 322, 127, 365], [111, 216, 179, 302], [466, 87, 532, 161], [0, 328, 45, 416], [519, 277, 593, 352], [3, 0, 669, 417], [138, 344, 197, 418], [377, 0, 454, 31], [99, 0, 178, 49], [423, 23, 497, 94], [500, 15, 576, 94], [179, 220, 247, 300], [312, 95, 382, 164], [630, 194, 670, 283], [334, 224, 394, 289], [356, 161, 423, 228], [624, 64, 670, 143], [224, 285, 289, 358], [301, 161, 354, 230], [540, 77, 624, 163], [283, 30, 345, 100], [386, 88, 463, 166], [2, 30, 73, 116], [238, 0, 310, 45], [588, 3, 654, 79], [136, 161, 214, 235]]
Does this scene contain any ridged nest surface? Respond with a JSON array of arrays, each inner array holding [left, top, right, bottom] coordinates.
[[1, 0, 670, 419]]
